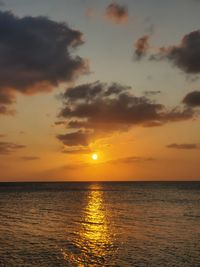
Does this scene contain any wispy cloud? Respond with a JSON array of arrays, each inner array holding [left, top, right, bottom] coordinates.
[[143, 91, 161, 96], [62, 147, 91, 154], [105, 3, 128, 25], [106, 156, 154, 164], [0, 142, 26, 155], [85, 7, 95, 18], [134, 35, 150, 60], [54, 121, 67, 126], [53, 156, 155, 171], [166, 143, 198, 149], [20, 156, 40, 161]]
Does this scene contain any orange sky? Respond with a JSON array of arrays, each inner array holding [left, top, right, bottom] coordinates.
[[0, 0, 199, 181]]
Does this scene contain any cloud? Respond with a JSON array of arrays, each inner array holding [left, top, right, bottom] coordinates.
[[57, 81, 195, 148], [0, 10, 87, 114], [143, 17, 155, 35], [183, 91, 200, 107], [144, 90, 161, 96], [85, 7, 95, 18], [51, 156, 155, 172], [134, 35, 150, 60], [62, 146, 91, 154], [0, 105, 15, 115], [166, 143, 198, 149], [0, 90, 16, 114], [107, 156, 154, 164], [20, 156, 40, 161], [151, 30, 200, 74], [0, 142, 25, 155], [57, 130, 93, 147], [62, 81, 105, 101], [54, 121, 66, 126], [105, 3, 128, 25]]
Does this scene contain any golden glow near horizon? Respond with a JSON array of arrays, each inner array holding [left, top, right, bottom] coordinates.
[[92, 153, 98, 161]]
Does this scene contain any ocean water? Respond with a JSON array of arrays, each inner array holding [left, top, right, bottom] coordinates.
[[0, 182, 199, 267]]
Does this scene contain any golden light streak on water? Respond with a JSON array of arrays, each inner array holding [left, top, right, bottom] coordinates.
[[75, 184, 114, 266], [82, 187, 108, 242], [61, 184, 115, 266]]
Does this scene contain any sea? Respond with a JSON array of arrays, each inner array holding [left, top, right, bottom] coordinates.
[[0, 182, 199, 267]]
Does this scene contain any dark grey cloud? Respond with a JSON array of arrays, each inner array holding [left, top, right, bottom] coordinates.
[[21, 156, 40, 161], [105, 3, 128, 24], [0, 10, 87, 114], [63, 81, 104, 101], [0, 141, 25, 155], [167, 143, 198, 149], [161, 107, 194, 122], [183, 91, 200, 107], [57, 130, 93, 147], [62, 81, 129, 102], [151, 30, 200, 74], [57, 81, 195, 147], [134, 35, 150, 60]]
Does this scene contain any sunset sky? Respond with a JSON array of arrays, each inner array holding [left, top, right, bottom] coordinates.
[[0, 0, 200, 181]]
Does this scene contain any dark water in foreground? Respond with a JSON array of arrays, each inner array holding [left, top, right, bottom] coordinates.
[[0, 182, 199, 267]]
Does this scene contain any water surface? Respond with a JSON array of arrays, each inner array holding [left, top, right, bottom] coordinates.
[[0, 182, 199, 266]]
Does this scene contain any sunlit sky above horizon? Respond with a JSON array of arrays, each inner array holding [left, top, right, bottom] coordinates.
[[0, 0, 200, 181]]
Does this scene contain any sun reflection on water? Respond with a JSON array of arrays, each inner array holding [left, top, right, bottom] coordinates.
[[82, 187, 108, 242], [62, 184, 115, 266], [78, 184, 114, 265]]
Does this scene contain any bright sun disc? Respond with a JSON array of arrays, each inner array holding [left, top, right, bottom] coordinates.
[[92, 153, 98, 160]]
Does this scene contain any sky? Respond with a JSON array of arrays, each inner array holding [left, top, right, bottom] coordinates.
[[0, 0, 200, 181]]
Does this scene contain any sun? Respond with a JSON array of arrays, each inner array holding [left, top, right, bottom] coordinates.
[[92, 153, 98, 161]]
